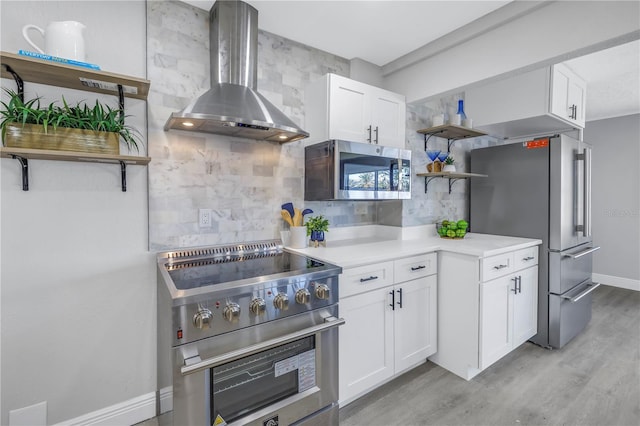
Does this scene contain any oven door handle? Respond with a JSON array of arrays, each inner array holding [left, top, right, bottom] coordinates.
[[180, 316, 346, 376]]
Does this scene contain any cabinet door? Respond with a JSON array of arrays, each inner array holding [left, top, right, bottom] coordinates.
[[512, 266, 538, 347], [567, 77, 586, 127], [328, 76, 370, 144], [371, 90, 406, 149], [394, 275, 437, 373], [480, 275, 515, 369], [339, 287, 394, 403], [550, 64, 586, 128]]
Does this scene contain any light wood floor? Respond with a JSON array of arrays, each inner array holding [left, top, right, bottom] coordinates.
[[139, 285, 639, 426], [340, 284, 640, 426]]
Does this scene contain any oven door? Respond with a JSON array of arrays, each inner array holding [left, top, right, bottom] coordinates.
[[173, 308, 343, 426]]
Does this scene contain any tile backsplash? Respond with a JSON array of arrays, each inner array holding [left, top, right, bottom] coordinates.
[[146, 1, 494, 250]]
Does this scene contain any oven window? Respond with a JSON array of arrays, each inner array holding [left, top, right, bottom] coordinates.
[[340, 152, 397, 191], [211, 336, 316, 424]]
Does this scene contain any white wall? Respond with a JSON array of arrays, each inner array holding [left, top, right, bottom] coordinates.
[[586, 114, 640, 290], [0, 1, 155, 425], [384, 1, 640, 103]]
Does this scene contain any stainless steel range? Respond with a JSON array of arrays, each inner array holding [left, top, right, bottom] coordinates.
[[157, 240, 343, 426]]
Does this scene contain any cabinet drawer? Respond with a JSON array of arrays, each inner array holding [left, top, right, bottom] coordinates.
[[394, 253, 437, 283], [340, 261, 395, 298], [481, 252, 514, 281], [513, 246, 539, 270]]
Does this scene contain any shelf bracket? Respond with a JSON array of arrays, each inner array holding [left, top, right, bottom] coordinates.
[[11, 155, 29, 191], [4, 65, 24, 102], [423, 132, 438, 151], [117, 84, 125, 124], [119, 161, 127, 192], [448, 178, 465, 194], [423, 176, 440, 194]]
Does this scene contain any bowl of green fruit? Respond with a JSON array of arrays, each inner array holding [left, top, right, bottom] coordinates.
[[437, 219, 468, 239]]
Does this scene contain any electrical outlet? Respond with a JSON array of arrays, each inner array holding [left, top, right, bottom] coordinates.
[[199, 209, 212, 228]]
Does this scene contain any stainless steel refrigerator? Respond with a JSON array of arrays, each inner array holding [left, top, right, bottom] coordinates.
[[470, 134, 600, 349]]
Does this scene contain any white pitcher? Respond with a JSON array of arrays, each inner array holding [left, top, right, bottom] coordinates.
[[22, 21, 86, 61]]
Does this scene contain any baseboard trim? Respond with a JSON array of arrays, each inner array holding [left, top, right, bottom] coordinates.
[[159, 386, 173, 414], [53, 392, 156, 426], [593, 273, 640, 291]]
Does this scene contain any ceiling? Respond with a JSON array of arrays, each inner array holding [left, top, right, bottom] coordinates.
[[181, 1, 640, 122]]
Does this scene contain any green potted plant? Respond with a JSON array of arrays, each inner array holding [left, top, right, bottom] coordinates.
[[0, 89, 142, 154], [443, 155, 456, 172], [305, 215, 329, 247]]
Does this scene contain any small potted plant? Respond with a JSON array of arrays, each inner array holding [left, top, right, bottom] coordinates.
[[305, 215, 329, 248], [442, 156, 456, 172], [0, 89, 142, 154]]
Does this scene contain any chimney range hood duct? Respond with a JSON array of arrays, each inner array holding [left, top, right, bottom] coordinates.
[[164, 0, 308, 142]]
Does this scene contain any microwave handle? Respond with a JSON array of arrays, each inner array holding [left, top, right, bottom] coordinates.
[[181, 316, 345, 376]]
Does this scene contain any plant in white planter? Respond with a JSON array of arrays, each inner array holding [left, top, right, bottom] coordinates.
[[443, 156, 456, 172]]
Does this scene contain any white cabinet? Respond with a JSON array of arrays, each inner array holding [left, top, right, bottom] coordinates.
[[550, 63, 586, 128], [465, 64, 587, 139], [339, 253, 437, 405], [479, 265, 538, 369], [305, 73, 406, 148], [430, 245, 539, 380]]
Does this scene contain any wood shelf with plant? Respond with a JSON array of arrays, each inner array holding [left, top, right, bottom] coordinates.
[[0, 51, 151, 191]]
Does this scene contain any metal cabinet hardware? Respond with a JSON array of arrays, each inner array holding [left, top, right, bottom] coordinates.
[[374, 126, 379, 144], [359, 275, 379, 282], [389, 290, 395, 310], [522, 256, 535, 261], [367, 125, 372, 143], [396, 288, 403, 309], [493, 264, 508, 270], [411, 265, 426, 271]]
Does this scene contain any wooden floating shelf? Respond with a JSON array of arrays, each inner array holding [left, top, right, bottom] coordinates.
[[416, 171, 488, 194], [416, 172, 487, 178], [417, 124, 487, 140], [0, 147, 150, 192], [0, 147, 150, 165], [0, 51, 150, 100]]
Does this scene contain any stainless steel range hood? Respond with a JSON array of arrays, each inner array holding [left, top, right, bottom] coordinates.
[[164, 0, 308, 143]]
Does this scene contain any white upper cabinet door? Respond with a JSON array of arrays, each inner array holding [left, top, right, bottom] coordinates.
[[371, 90, 406, 149], [550, 64, 586, 128], [329, 76, 371, 144]]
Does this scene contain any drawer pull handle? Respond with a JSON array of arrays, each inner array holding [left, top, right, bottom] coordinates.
[[522, 256, 535, 261], [360, 275, 379, 283], [411, 265, 426, 271], [493, 264, 508, 270]]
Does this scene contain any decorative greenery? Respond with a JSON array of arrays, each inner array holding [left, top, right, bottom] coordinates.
[[444, 156, 455, 165], [0, 89, 142, 152], [304, 215, 329, 236]]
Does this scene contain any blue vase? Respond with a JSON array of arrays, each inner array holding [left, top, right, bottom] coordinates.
[[457, 100, 467, 120], [310, 230, 325, 247]]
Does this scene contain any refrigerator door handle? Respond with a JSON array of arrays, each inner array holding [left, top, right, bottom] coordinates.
[[562, 246, 601, 259], [583, 147, 592, 238], [561, 282, 601, 303], [575, 151, 585, 235]]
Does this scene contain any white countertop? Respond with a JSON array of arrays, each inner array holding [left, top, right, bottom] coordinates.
[[287, 227, 541, 269]]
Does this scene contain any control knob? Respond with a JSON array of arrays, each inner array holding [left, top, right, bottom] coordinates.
[[273, 293, 289, 310], [249, 297, 266, 315], [193, 308, 213, 329], [222, 303, 241, 322], [295, 288, 311, 304], [315, 284, 330, 300]]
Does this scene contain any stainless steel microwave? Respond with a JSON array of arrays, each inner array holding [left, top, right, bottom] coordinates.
[[304, 140, 411, 201]]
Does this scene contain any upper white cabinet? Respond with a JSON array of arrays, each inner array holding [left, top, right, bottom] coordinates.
[[550, 64, 586, 128], [465, 64, 587, 139], [305, 73, 406, 148]]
